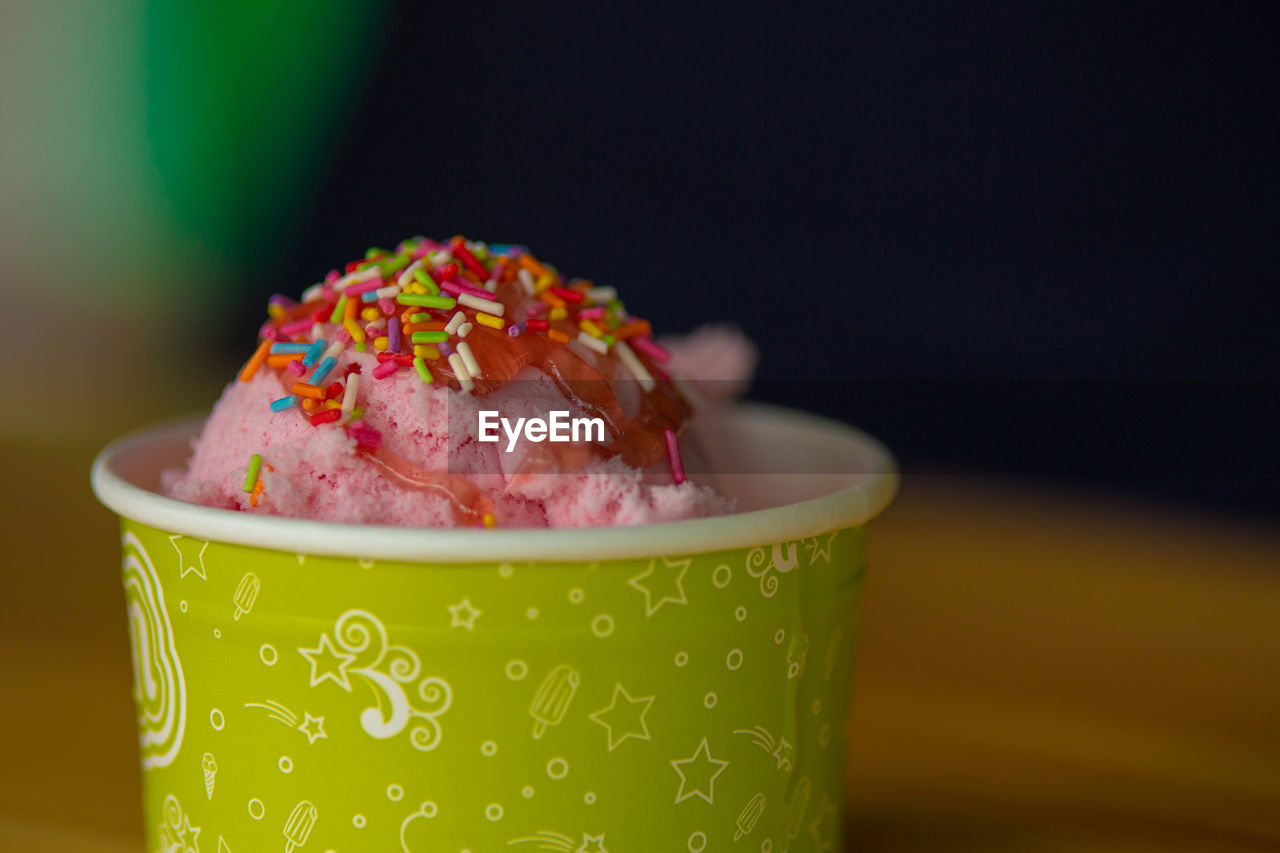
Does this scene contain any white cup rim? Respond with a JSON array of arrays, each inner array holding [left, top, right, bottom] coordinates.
[[92, 402, 898, 562]]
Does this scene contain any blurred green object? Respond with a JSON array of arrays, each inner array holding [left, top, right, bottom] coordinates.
[[144, 1, 383, 261]]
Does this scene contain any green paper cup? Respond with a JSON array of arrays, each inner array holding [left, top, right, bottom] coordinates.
[[92, 403, 896, 853]]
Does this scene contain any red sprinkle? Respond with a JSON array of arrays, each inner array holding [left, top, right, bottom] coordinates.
[[344, 363, 362, 377], [376, 352, 415, 365], [451, 240, 490, 281], [326, 381, 344, 399], [549, 286, 583, 303], [310, 409, 342, 427], [439, 261, 459, 281], [527, 318, 550, 331]]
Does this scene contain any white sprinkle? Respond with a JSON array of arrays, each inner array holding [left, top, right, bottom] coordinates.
[[576, 331, 609, 354], [458, 322, 474, 338], [396, 259, 423, 287], [434, 250, 453, 263], [301, 283, 326, 302], [585, 286, 616, 303], [335, 266, 380, 291], [457, 341, 481, 377], [322, 340, 345, 362], [445, 311, 466, 335], [484, 278, 498, 293], [341, 373, 360, 414], [671, 374, 706, 411], [518, 268, 535, 296], [448, 353, 474, 392], [311, 322, 324, 340], [374, 284, 401, 299], [614, 340, 655, 392], [459, 293, 504, 316]]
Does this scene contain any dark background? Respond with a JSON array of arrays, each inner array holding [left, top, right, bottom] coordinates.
[[225, 1, 1277, 515]]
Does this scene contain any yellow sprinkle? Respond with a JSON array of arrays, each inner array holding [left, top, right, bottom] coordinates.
[[482, 513, 496, 528], [534, 274, 555, 293], [414, 344, 441, 360], [580, 318, 605, 338], [324, 399, 342, 410], [361, 307, 380, 322], [549, 306, 568, 321], [343, 317, 366, 343], [373, 336, 390, 352], [406, 282, 427, 295], [475, 312, 505, 329]]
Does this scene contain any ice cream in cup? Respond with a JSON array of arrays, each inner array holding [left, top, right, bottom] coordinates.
[[93, 237, 896, 851]]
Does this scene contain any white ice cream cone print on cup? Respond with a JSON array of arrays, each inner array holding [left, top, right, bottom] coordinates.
[[94, 404, 895, 850]]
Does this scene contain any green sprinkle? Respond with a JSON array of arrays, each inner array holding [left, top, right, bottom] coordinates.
[[379, 255, 410, 276], [411, 331, 448, 344], [602, 334, 617, 346], [413, 356, 434, 384], [412, 269, 440, 294], [329, 296, 347, 324], [398, 293, 456, 309], [365, 246, 389, 259], [355, 341, 366, 352], [473, 244, 490, 262], [355, 259, 380, 271], [243, 453, 263, 493], [350, 405, 365, 421]]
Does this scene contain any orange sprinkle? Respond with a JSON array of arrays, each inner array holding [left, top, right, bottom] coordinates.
[[266, 352, 305, 367], [301, 397, 320, 412], [403, 321, 448, 333], [290, 382, 327, 399], [546, 329, 570, 344], [344, 296, 359, 319], [239, 340, 272, 382], [611, 320, 652, 340], [540, 291, 566, 308], [518, 253, 548, 278]]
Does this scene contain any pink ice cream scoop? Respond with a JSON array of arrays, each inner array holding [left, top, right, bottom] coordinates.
[[165, 236, 755, 528]]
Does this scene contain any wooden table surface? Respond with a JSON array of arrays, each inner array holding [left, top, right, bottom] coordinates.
[[3, 438, 1278, 851]]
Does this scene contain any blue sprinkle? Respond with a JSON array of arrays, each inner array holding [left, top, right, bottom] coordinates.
[[302, 340, 326, 368], [269, 342, 311, 354], [310, 356, 337, 385], [362, 291, 379, 302], [270, 395, 298, 412]]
